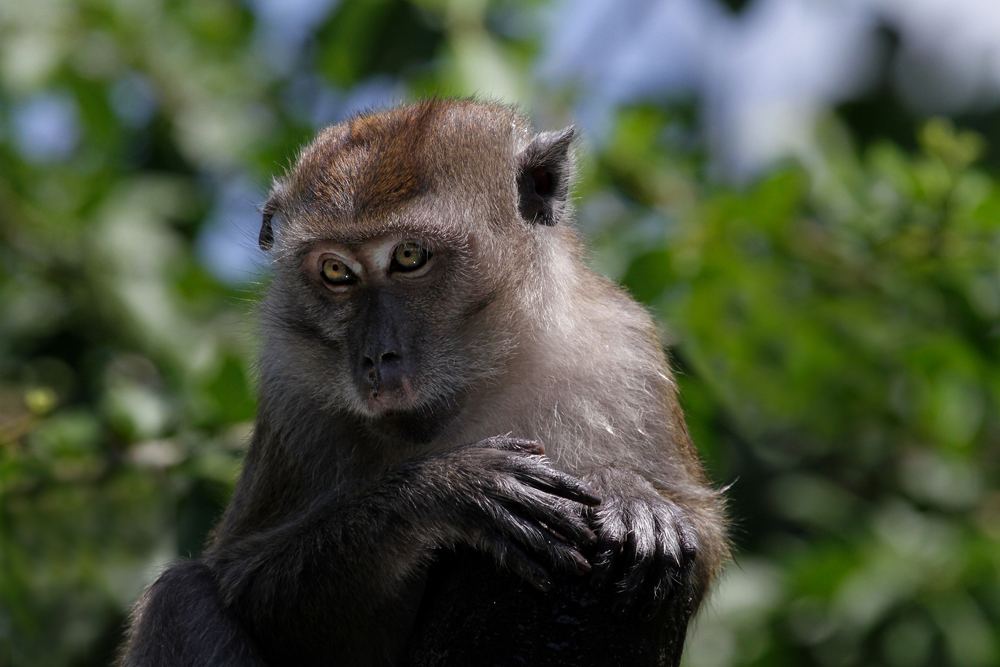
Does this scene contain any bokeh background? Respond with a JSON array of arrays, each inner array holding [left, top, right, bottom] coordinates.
[[2, 0, 1000, 665]]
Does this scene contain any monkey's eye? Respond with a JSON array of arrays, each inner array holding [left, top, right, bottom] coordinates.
[[320, 257, 356, 285], [391, 242, 429, 272]]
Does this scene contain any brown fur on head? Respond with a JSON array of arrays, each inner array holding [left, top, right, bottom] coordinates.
[[259, 100, 542, 251]]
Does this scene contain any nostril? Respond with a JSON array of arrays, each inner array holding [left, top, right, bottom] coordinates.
[[380, 351, 401, 365], [362, 355, 375, 370]]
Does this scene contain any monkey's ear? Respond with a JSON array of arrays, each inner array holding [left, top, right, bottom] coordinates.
[[517, 126, 574, 226], [259, 198, 278, 251]]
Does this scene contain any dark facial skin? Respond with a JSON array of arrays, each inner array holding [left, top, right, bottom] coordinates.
[[292, 235, 474, 446], [305, 238, 436, 411], [118, 100, 727, 667]]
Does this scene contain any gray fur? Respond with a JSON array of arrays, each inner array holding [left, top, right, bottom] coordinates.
[[119, 100, 727, 667]]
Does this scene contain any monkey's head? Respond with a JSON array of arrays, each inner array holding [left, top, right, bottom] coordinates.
[[257, 100, 575, 425]]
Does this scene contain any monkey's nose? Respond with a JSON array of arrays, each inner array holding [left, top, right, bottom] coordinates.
[[362, 351, 404, 396], [363, 350, 401, 372]]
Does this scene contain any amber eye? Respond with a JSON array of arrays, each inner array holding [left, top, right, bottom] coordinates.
[[392, 241, 429, 272], [320, 257, 355, 285]]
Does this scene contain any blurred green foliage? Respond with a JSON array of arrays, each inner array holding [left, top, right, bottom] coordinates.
[[1, 2, 998, 667], [598, 112, 1000, 667]]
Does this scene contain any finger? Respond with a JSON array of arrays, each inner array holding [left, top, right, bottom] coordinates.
[[509, 492, 597, 547], [590, 542, 618, 588], [614, 503, 657, 614], [569, 548, 592, 575], [535, 528, 592, 575], [589, 503, 626, 587], [614, 542, 650, 614], [675, 514, 699, 572], [494, 538, 555, 592], [543, 518, 598, 548], [634, 504, 702, 618], [501, 512, 593, 576], [512, 463, 602, 507], [548, 543, 592, 576], [636, 520, 676, 618], [482, 436, 545, 455]]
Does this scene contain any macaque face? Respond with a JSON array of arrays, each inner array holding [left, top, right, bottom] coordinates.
[[298, 233, 449, 416]]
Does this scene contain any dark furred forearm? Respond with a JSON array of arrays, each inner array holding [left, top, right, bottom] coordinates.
[[202, 437, 601, 666], [119, 561, 271, 667], [209, 479, 430, 620], [203, 465, 443, 665]]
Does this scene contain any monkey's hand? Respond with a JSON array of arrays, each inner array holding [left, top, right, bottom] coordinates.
[[427, 436, 602, 593], [583, 469, 699, 618]]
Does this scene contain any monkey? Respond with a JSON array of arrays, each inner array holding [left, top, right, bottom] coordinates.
[[119, 99, 727, 667]]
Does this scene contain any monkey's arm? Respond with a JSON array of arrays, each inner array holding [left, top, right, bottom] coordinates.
[[119, 560, 271, 667], [200, 436, 599, 664], [400, 461, 719, 667]]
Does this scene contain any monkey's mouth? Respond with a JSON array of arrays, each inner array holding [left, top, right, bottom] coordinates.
[[358, 370, 421, 414]]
